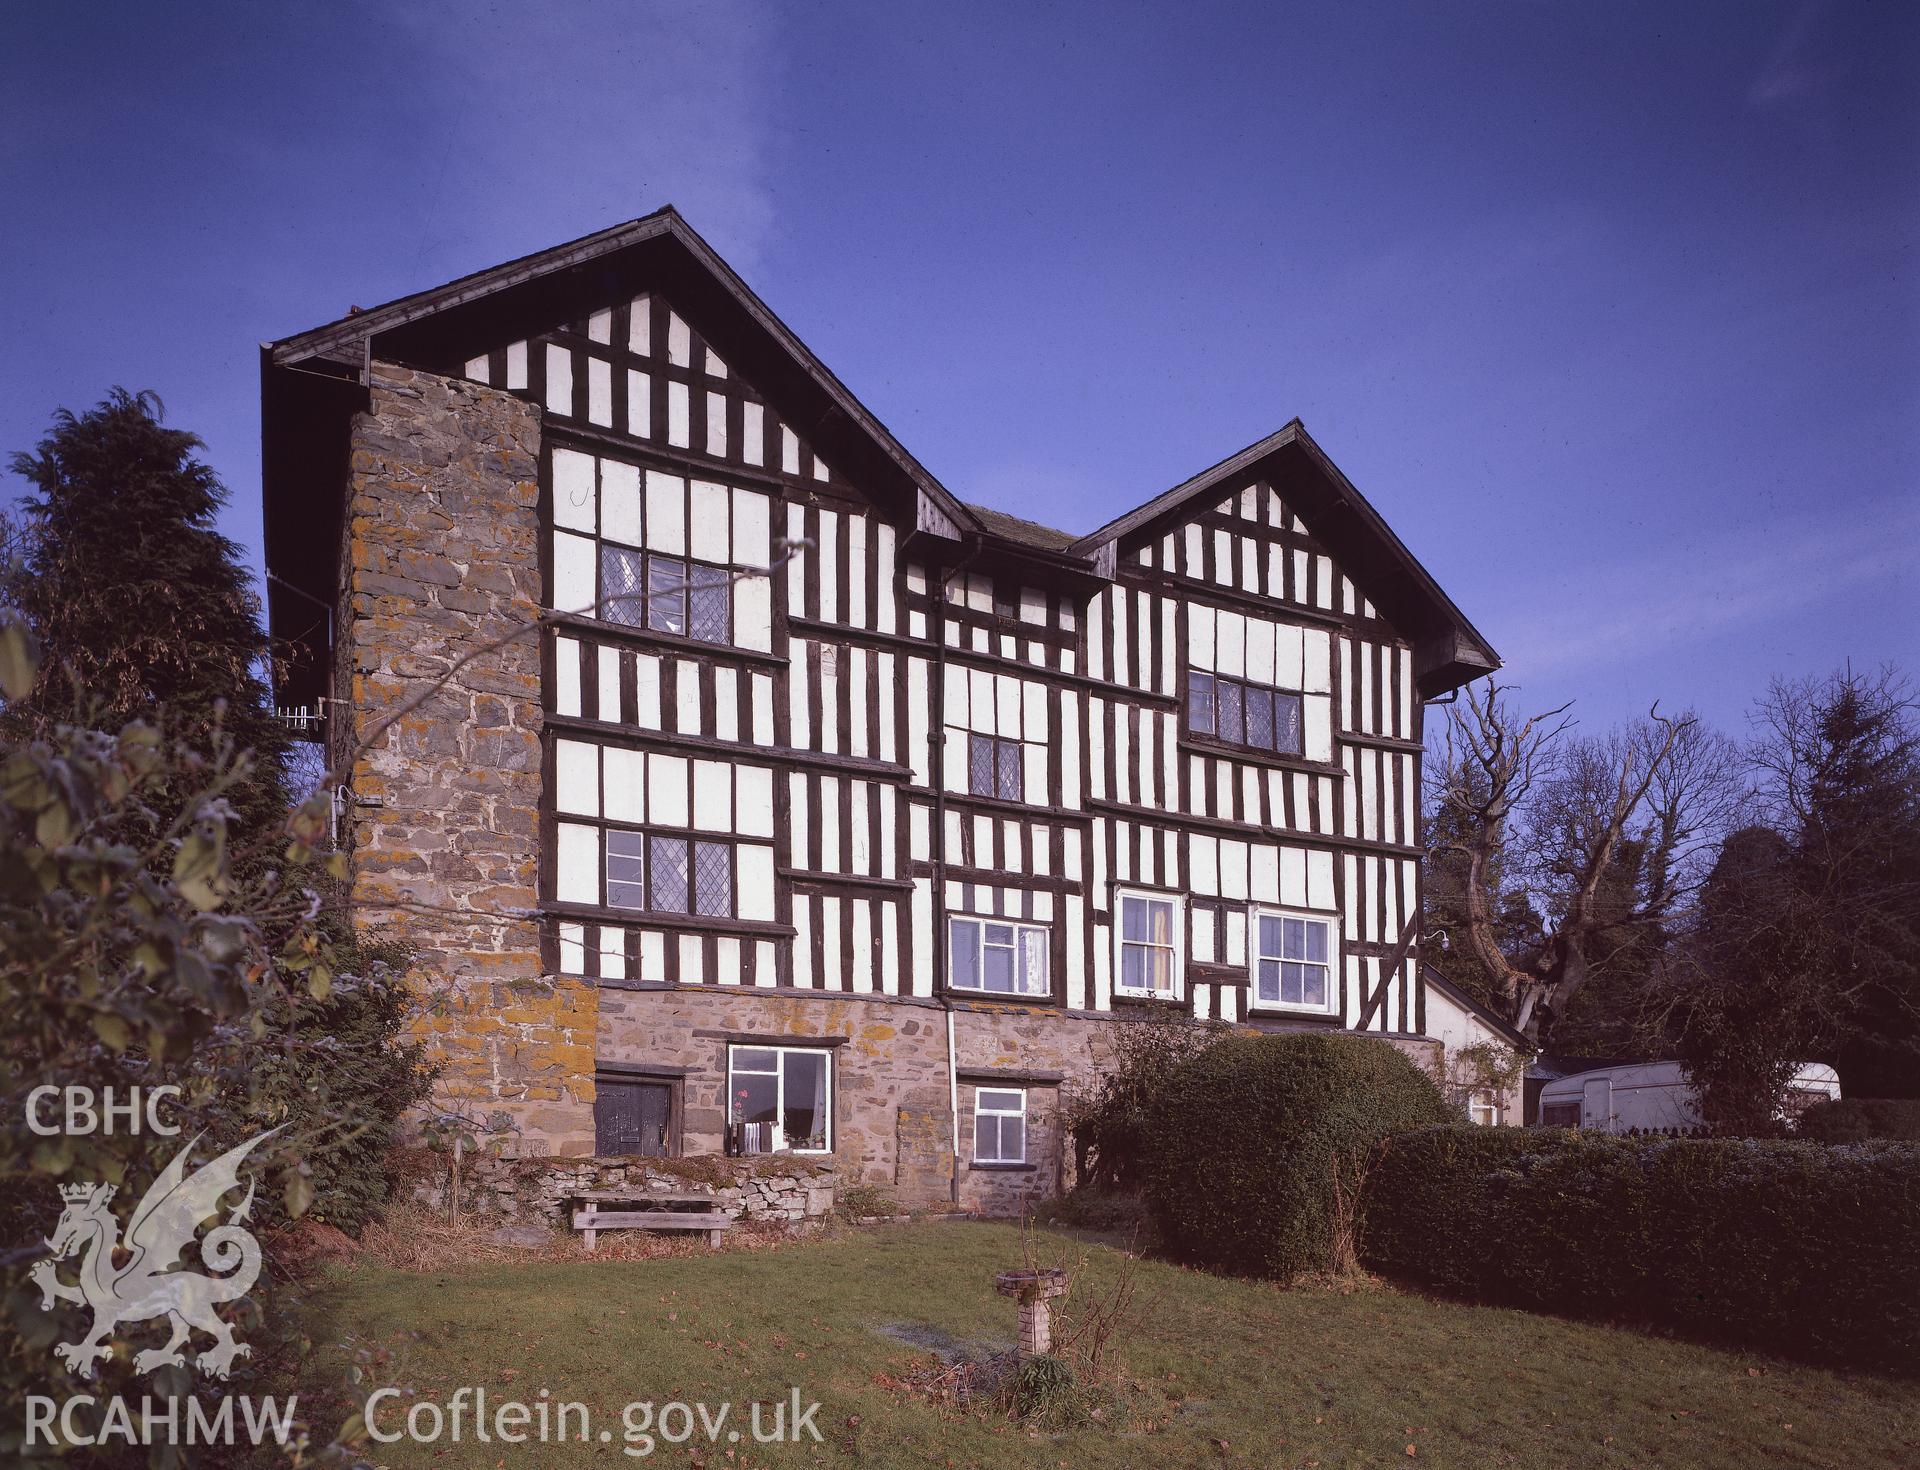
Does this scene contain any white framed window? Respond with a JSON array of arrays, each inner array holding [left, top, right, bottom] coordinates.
[[727, 1045, 832, 1154], [1115, 890, 1182, 998], [1251, 908, 1336, 1012], [948, 916, 1050, 997], [974, 1088, 1027, 1164], [1468, 1090, 1500, 1127]]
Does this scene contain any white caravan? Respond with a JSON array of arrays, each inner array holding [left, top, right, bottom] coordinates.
[[1536, 1061, 1841, 1132]]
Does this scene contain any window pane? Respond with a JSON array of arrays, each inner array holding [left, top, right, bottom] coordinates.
[[982, 942, 1015, 993], [1258, 914, 1283, 960], [601, 546, 645, 626], [968, 734, 995, 797], [1120, 896, 1147, 942], [688, 571, 730, 644], [647, 556, 688, 635], [978, 1089, 1023, 1113], [1145, 899, 1174, 946], [1257, 958, 1281, 1004], [1283, 917, 1307, 959], [1145, 944, 1173, 993], [693, 841, 732, 916], [1020, 928, 1050, 995], [1188, 672, 1215, 735], [605, 830, 644, 908], [1005, 1114, 1026, 1163], [997, 739, 1023, 801], [949, 919, 980, 989], [1275, 693, 1303, 755], [649, 834, 690, 911], [984, 923, 1014, 946], [1246, 687, 1275, 750], [733, 1047, 778, 1073], [1282, 962, 1309, 1005], [1120, 943, 1147, 991], [974, 1113, 1000, 1162], [1302, 963, 1327, 1008], [731, 1070, 777, 1126], [1217, 680, 1244, 745], [781, 1051, 828, 1151], [1302, 919, 1329, 964]]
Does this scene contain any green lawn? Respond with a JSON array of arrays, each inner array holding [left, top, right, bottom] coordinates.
[[305, 1221, 1917, 1470]]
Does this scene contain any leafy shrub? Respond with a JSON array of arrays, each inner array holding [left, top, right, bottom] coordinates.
[[1140, 1033, 1450, 1280], [1362, 1127, 1920, 1370], [1795, 1097, 1920, 1143], [1063, 1015, 1224, 1191], [247, 930, 434, 1234]]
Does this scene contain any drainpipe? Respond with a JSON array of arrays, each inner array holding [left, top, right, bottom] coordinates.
[[931, 540, 984, 1207]]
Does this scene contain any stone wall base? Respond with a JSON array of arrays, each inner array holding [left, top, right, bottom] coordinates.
[[414, 1151, 835, 1229]]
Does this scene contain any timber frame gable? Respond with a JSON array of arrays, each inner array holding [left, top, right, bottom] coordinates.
[[1071, 421, 1499, 699]]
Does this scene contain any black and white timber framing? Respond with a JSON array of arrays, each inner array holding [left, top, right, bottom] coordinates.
[[262, 207, 1500, 1040]]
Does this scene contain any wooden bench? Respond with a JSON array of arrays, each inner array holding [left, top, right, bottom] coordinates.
[[570, 1190, 734, 1251]]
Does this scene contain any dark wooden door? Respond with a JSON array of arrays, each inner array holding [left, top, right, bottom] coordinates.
[[595, 1079, 673, 1157]]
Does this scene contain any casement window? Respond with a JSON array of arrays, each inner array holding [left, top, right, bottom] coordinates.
[[561, 824, 739, 917], [973, 1088, 1027, 1165], [599, 546, 732, 644], [727, 1045, 831, 1154], [547, 446, 774, 651], [968, 733, 1026, 801], [552, 739, 777, 921], [1115, 890, 1182, 997], [1187, 671, 1304, 757], [1468, 1091, 1500, 1127], [948, 916, 1051, 997], [1251, 909, 1336, 1012]]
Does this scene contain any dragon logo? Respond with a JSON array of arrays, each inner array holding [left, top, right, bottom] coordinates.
[[30, 1128, 279, 1381]]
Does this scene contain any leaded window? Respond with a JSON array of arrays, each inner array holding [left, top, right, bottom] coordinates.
[[594, 548, 731, 644], [1187, 671, 1303, 756], [968, 733, 1025, 801], [593, 831, 737, 917]]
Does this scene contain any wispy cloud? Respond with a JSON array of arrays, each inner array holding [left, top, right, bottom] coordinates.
[[371, 0, 781, 277], [1749, 1, 1836, 109], [1496, 497, 1918, 680]]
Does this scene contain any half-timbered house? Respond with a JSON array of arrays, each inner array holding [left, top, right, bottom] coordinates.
[[261, 207, 1499, 1212]]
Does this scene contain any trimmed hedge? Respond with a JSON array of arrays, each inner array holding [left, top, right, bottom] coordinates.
[[1362, 1127, 1920, 1369], [1796, 1097, 1920, 1144], [1142, 1033, 1450, 1280]]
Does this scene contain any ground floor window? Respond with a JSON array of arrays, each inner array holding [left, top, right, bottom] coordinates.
[[973, 1087, 1027, 1164], [948, 915, 1050, 997], [727, 1045, 831, 1154], [1468, 1090, 1500, 1127]]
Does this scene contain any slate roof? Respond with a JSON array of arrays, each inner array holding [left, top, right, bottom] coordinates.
[[965, 503, 1079, 553]]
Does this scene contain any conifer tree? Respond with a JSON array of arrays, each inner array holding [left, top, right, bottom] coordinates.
[[1792, 672, 1920, 1094], [4, 388, 292, 845]]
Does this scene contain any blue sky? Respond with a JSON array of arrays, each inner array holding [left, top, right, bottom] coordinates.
[[3, 1, 1914, 736]]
